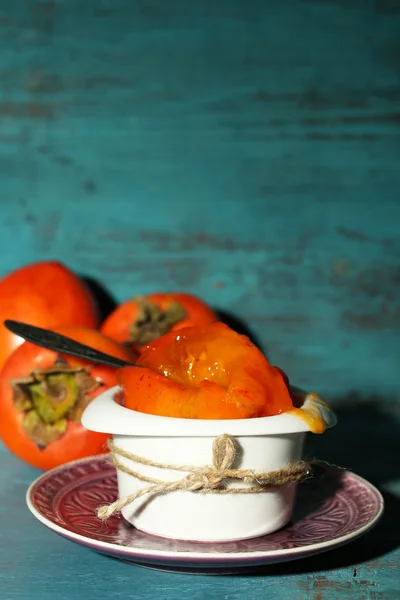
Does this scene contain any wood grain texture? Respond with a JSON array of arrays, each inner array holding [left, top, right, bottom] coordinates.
[[0, 1, 399, 598]]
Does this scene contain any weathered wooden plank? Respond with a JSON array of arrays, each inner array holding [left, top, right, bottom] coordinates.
[[0, 2, 399, 401]]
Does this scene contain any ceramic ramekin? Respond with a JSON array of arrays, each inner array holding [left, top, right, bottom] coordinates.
[[82, 387, 336, 542]]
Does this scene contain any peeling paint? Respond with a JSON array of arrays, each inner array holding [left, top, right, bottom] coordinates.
[[138, 231, 274, 253], [0, 101, 54, 119], [26, 71, 64, 94], [83, 179, 98, 194], [337, 226, 397, 249]]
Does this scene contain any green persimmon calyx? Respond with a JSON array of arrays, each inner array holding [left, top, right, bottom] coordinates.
[[128, 296, 186, 345], [12, 365, 100, 449]]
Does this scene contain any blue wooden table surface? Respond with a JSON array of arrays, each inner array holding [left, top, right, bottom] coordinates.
[[0, 1, 399, 598]]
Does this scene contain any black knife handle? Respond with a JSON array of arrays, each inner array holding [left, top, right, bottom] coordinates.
[[4, 320, 135, 369]]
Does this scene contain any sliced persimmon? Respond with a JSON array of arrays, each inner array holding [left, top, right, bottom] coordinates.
[[117, 323, 294, 420]]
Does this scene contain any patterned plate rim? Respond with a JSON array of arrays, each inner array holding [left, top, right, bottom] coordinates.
[[26, 455, 384, 565]]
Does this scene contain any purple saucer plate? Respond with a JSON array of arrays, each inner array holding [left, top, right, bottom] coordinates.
[[26, 455, 384, 573]]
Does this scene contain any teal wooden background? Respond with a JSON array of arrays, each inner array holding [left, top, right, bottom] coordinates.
[[0, 1, 399, 598]]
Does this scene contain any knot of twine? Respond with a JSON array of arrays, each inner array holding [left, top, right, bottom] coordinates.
[[97, 434, 312, 521]]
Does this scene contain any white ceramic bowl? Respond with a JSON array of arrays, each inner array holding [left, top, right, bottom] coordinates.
[[82, 387, 336, 542]]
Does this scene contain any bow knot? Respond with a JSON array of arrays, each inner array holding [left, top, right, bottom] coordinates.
[[185, 471, 225, 491]]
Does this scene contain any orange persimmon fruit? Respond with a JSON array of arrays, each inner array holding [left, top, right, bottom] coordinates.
[[0, 326, 137, 470], [101, 292, 218, 353]]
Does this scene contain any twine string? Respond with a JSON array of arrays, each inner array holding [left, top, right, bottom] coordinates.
[[97, 434, 311, 521]]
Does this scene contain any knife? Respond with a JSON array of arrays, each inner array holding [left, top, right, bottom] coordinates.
[[4, 320, 135, 369]]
